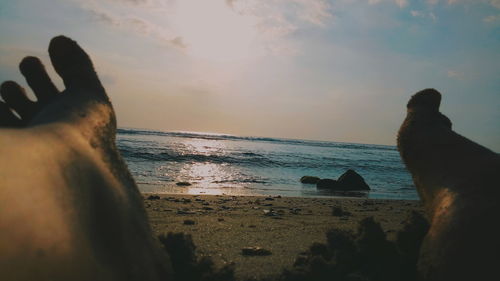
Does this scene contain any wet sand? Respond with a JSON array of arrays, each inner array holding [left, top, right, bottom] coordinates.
[[144, 194, 423, 281]]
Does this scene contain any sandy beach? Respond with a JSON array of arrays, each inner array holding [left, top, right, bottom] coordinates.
[[144, 194, 423, 280]]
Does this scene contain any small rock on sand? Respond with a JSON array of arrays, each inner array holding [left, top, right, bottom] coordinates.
[[241, 247, 272, 256], [176, 181, 192, 186], [183, 219, 196, 225]]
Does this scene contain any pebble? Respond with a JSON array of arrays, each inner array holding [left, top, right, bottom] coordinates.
[[241, 247, 272, 256], [263, 209, 281, 217], [183, 219, 196, 225], [147, 195, 160, 200]]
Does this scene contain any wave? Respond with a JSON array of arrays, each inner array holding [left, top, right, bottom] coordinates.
[[118, 146, 278, 167], [117, 128, 396, 151]]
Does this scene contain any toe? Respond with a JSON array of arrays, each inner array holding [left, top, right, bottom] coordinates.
[[407, 88, 441, 111], [48, 36, 105, 95], [0, 81, 38, 121], [19, 56, 59, 104], [0, 102, 22, 127]]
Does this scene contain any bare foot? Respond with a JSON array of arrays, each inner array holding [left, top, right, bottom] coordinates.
[[398, 89, 500, 281], [0, 36, 171, 280]]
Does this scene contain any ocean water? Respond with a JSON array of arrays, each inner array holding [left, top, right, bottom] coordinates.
[[117, 128, 418, 200]]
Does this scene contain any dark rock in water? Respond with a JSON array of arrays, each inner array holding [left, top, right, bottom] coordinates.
[[337, 169, 370, 190], [147, 195, 160, 200], [300, 176, 321, 184], [316, 178, 338, 189], [183, 219, 196, 225], [241, 247, 272, 256], [176, 181, 192, 186]]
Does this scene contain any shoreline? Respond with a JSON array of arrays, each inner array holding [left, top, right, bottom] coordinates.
[[138, 183, 419, 201], [144, 193, 423, 280]]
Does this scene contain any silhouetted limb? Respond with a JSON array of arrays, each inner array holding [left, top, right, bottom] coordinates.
[[0, 36, 171, 281], [398, 89, 500, 281]]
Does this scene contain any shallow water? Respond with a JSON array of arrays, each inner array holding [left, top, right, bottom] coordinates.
[[117, 128, 418, 200]]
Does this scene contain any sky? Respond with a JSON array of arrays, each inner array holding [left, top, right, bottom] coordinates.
[[0, 0, 499, 151]]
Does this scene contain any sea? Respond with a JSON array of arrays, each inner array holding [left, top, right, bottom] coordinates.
[[117, 128, 418, 200]]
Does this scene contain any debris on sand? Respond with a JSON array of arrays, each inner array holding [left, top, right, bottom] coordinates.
[[241, 247, 272, 256]]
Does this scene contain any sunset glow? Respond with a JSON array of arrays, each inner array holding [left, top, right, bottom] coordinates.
[[1, 0, 499, 151]]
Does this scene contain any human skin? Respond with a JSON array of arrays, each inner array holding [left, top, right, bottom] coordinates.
[[0, 36, 171, 281], [397, 89, 500, 281]]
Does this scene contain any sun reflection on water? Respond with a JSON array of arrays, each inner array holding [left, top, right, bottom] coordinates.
[[181, 138, 225, 155], [176, 139, 245, 195]]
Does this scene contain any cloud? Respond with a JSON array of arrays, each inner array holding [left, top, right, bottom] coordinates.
[[368, 0, 408, 8], [410, 10, 438, 22], [106, 0, 151, 5], [87, 6, 118, 26], [447, 70, 465, 79], [229, 0, 333, 28], [491, 0, 500, 8], [483, 14, 500, 23], [445, 0, 500, 8], [419, 0, 500, 8], [226, 0, 236, 8], [292, 0, 333, 26], [395, 0, 408, 7], [169, 36, 187, 49], [410, 10, 425, 17], [83, 4, 185, 49]]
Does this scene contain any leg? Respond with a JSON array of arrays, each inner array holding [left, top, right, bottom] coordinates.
[[0, 36, 171, 281], [397, 89, 500, 280]]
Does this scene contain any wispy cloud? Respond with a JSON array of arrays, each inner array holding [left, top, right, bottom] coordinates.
[[410, 10, 437, 22], [491, 0, 500, 9], [423, 0, 500, 8], [395, 0, 408, 7], [83, 3, 185, 50], [229, 0, 333, 31], [77, 0, 335, 57], [483, 14, 500, 23], [410, 10, 425, 17], [292, 0, 333, 26], [368, 0, 408, 8], [447, 70, 465, 79]]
